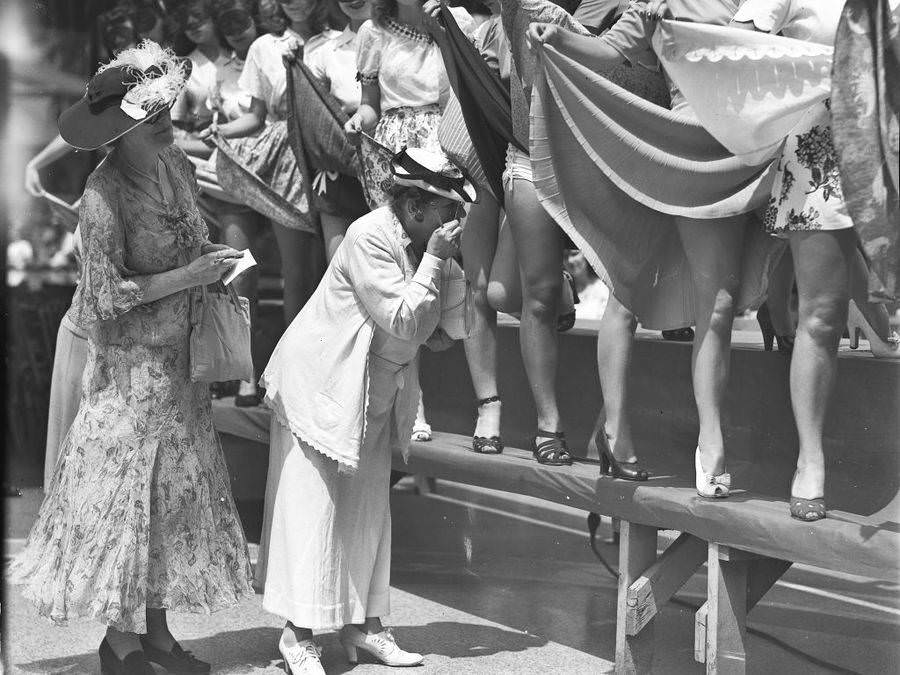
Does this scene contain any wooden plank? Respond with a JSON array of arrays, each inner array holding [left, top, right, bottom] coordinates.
[[615, 522, 658, 674], [706, 542, 749, 675], [413, 474, 437, 495], [626, 533, 706, 635], [695, 556, 792, 664]]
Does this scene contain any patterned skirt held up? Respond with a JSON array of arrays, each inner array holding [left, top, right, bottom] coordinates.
[[360, 104, 443, 209], [10, 321, 254, 632], [764, 101, 854, 236]]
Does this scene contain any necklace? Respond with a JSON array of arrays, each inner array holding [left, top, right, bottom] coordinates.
[[385, 17, 433, 43]]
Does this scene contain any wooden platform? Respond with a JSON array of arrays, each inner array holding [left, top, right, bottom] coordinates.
[[213, 321, 900, 673]]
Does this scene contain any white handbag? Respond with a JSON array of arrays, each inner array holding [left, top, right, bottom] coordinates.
[[439, 259, 473, 341]]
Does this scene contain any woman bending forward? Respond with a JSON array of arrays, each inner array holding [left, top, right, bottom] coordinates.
[[259, 148, 475, 674]]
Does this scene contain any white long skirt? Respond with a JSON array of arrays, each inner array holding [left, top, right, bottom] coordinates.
[[261, 355, 416, 629]]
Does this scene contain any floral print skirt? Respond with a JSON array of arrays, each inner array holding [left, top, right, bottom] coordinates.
[[764, 101, 854, 236], [10, 335, 254, 633], [361, 104, 443, 209]]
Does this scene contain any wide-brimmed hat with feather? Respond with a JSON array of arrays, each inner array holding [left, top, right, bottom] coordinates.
[[59, 40, 191, 150]]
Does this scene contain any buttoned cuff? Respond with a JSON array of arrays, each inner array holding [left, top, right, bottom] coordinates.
[[412, 252, 445, 289]]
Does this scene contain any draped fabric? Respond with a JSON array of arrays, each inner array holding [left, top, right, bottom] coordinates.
[[438, 3, 522, 201], [214, 131, 318, 235], [358, 132, 397, 208], [653, 19, 834, 164], [530, 44, 783, 328], [285, 57, 360, 177], [437, 93, 489, 195], [832, 0, 900, 303]]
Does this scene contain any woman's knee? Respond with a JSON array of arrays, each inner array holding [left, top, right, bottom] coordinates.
[[522, 276, 562, 317], [798, 293, 847, 347], [486, 281, 517, 314]]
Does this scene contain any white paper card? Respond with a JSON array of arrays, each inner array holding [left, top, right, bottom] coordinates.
[[223, 249, 257, 285]]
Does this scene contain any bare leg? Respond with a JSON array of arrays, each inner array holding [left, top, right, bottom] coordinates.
[[766, 247, 796, 337], [505, 177, 564, 438], [486, 213, 522, 314], [222, 210, 262, 396], [676, 216, 746, 476], [595, 294, 638, 462], [321, 212, 352, 263], [461, 195, 503, 438], [272, 223, 324, 325], [789, 229, 854, 499]]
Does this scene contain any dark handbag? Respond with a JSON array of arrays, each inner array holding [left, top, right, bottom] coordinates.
[[189, 281, 253, 383]]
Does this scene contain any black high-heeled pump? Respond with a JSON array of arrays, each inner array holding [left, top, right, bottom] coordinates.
[[140, 636, 211, 674], [595, 431, 649, 481], [757, 303, 794, 354], [99, 639, 155, 675]]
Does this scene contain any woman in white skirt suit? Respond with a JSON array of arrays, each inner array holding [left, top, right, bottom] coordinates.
[[258, 147, 476, 674]]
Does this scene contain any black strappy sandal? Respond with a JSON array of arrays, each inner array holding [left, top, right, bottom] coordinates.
[[472, 396, 503, 454], [532, 429, 573, 466]]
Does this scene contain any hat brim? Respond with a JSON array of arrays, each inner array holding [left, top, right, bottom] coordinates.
[[392, 170, 478, 203], [58, 96, 152, 151]]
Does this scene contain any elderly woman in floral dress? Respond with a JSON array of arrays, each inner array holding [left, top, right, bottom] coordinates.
[[10, 42, 253, 675]]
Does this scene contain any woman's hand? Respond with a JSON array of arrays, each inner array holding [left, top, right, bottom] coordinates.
[[197, 122, 218, 147], [186, 248, 243, 286], [280, 35, 302, 62], [201, 242, 235, 255], [638, 0, 670, 20], [422, 0, 444, 37], [25, 161, 45, 197], [425, 326, 455, 352], [345, 107, 378, 144], [526, 23, 560, 52], [427, 220, 463, 260]]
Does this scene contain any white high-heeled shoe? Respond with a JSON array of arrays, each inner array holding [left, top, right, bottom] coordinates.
[[847, 300, 900, 359], [279, 636, 325, 675], [695, 447, 731, 499], [339, 626, 423, 667]]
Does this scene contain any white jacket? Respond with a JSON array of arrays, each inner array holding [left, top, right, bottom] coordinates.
[[260, 206, 445, 470]]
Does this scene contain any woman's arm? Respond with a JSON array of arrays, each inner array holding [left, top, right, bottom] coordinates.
[[134, 250, 242, 304], [527, 23, 628, 70], [174, 128, 215, 158], [25, 135, 73, 196], [345, 82, 381, 142], [202, 97, 267, 141]]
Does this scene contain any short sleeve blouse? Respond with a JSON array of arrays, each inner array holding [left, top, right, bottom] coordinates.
[[209, 52, 253, 122], [171, 48, 225, 130], [238, 29, 307, 121], [731, 0, 843, 44], [305, 27, 361, 113], [356, 8, 475, 112], [600, 0, 741, 117]]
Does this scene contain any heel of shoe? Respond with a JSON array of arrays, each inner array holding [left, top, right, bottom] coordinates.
[[695, 447, 730, 498], [341, 641, 358, 665]]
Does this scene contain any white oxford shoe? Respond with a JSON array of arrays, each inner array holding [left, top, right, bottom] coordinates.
[[339, 626, 424, 666], [279, 636, 325, 675]]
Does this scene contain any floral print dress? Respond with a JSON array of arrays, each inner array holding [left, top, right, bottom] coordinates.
[[10, 145, 254, 633], [733, 0, 854, 235]]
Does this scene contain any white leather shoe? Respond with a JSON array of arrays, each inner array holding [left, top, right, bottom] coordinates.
[[695, 447, 731, 499], [339, 626, 424, 667], [279, 636, 325, 675]]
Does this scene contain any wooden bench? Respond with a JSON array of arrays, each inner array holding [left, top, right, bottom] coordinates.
[[214, 323, 899, 673]]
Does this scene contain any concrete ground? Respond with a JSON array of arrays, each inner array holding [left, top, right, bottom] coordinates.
[[4, 479, 900, 674]]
